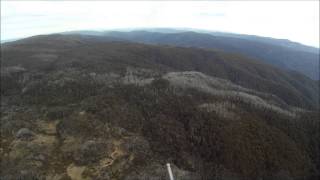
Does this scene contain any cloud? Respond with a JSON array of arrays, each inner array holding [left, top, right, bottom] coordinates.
[[199, 12, 225, 17]]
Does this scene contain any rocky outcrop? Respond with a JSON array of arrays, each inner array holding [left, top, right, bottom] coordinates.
[[16, 128, 35, 140]]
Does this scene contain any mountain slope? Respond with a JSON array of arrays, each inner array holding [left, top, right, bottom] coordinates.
[[2, 34, 318, 109], [67, 30, 319, 80], [1, 34, 319, 179]]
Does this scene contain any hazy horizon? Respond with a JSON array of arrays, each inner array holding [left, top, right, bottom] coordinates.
[[1, 1, 319, 47]]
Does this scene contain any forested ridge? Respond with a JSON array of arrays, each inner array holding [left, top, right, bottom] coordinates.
[[63, 30, 320, 80]]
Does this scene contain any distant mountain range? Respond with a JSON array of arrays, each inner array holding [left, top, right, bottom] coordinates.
[[61, 28, 319, 80]]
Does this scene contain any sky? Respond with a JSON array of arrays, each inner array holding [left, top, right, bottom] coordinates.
[[1, 1, 319, 47]]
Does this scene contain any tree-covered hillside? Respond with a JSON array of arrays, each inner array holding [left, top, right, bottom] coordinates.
[[1, 34, 319, 180]]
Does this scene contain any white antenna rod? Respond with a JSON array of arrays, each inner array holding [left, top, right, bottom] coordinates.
[[166, 163, 175, 180]]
